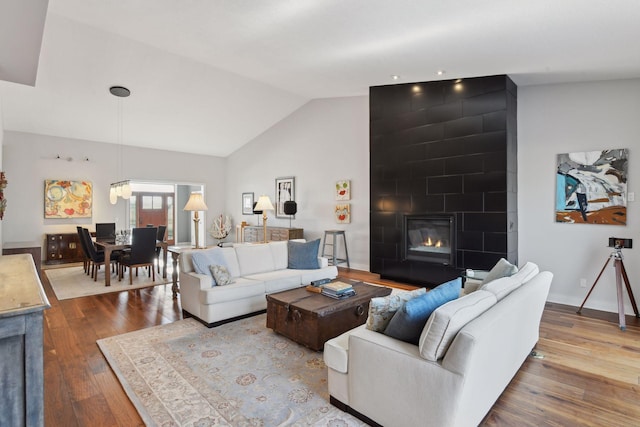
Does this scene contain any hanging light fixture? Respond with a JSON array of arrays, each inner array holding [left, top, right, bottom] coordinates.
[[109, 85, 131, 204]]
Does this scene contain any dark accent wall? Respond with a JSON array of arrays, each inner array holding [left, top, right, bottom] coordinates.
[[370, 75, 517, 287]]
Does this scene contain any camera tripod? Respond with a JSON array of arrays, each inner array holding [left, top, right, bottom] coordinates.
[[577, 247, 639, 330]]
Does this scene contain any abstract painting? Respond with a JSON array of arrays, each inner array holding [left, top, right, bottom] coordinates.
[[335, 203, 350, 223], [556, 149, 627, 225], [44, 179, 93, 218]]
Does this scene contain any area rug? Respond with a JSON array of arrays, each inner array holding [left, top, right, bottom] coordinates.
[[46, 266, 172, 300], [97, 314, 365, 426]]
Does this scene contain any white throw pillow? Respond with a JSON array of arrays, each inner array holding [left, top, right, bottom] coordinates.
[[481, 258, 518, 285], [419, 290, 497, 361]]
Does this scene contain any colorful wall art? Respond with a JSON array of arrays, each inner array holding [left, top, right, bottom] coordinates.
[[556, 149, 627, 225], [336, 179, 350, 200], [335, 203, 351, 223], [44, 179, 93, 218]]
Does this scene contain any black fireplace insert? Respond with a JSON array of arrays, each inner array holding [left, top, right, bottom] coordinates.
[[403, 214, 455, 266]]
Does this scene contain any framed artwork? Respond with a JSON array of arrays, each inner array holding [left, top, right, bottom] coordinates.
[[555, 148, 628, 225], [275, 176, 295, 218], [242, 192, 254, 215], [44, 179, 93, 218], [336, 179, 351, 200], [335, 203, 351, 223]]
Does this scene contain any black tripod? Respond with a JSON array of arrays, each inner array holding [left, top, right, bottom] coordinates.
[[577, 247, 639, 330]]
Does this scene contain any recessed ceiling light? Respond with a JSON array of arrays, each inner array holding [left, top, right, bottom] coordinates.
[[436, 70, 445, 76], [391, 75, 400, 80]]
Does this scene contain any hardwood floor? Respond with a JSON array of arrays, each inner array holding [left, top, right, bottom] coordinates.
[[40, 266, 640, 426]]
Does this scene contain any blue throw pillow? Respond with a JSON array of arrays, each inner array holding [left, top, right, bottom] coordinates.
[[191, 248, 227, 284], [288, 239, 321, 270], [383, 277, 462, 345]]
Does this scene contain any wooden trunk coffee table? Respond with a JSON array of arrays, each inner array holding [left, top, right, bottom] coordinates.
[[266, 281, 392, 351]]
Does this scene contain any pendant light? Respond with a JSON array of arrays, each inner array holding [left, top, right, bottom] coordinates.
[[109, 86, 131, 204]]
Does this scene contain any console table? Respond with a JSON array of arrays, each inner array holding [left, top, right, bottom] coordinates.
[[243, 226, 303, 243], [0, 254, 50, 426], [2, 241, 42, 279]]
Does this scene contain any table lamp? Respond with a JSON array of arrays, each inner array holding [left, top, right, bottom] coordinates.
[[183, 192, 208, 248], [253, 195, 274, 243]]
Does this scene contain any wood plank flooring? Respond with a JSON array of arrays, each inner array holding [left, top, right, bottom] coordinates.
[[40, 266, 640, 426]]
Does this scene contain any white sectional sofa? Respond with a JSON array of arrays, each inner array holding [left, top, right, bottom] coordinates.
[[179, 240, 338, 327], [324, 263, 552, 427]]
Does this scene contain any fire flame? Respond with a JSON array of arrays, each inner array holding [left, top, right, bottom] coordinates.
[[423, 237, 443, 247]]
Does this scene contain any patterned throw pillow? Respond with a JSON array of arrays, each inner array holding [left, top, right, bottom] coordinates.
[[209, 265, 234, 286], [366, 288, 427, 332]]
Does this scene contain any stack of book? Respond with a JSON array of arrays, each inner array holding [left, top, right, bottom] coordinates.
[[321, 281, 356, 299]]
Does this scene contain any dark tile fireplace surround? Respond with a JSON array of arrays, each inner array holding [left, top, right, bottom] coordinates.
[[370, 75, 518, 287]]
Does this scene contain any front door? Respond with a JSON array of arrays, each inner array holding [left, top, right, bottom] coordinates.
[[135, 192, 175, 244]]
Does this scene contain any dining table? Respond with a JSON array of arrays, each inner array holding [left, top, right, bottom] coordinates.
[[93, 238, 168, 287]]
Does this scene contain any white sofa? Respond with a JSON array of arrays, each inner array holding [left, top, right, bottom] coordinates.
[[324, 264, 552, 427], [179, 240, 338, 327]]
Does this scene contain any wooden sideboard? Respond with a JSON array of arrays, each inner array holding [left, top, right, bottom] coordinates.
[[243, 226, 303, 243], [45, 233, 84, 265], [0, 254, 50, 426]]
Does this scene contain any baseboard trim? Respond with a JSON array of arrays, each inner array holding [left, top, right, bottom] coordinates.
[[329, 396, 382, 427], [182, 309, 267, 328]]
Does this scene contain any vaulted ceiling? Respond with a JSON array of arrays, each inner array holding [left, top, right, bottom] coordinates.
[[2, 0, 639, 157]]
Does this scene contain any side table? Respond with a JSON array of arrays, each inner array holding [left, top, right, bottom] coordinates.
[[167, 245, 213, 300], [460, 269, 490, 294]]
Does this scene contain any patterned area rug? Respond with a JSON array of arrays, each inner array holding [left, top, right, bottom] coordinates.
[[97, 314, 364, 426], [46, 266, 172, 300]]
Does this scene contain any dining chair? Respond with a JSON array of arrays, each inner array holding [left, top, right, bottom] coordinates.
[[155, 225, 167, 273], [80, 228, 118, 281], [119, 227, 157, 284], [76, 226, 91, 275], [95, 222, 116, 241]]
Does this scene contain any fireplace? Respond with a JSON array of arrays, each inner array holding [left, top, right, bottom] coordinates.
[[403, 214, 455, 266]]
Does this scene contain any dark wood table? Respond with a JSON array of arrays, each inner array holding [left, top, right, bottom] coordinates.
[[266, 281, 392, 351], [94, 238, 168, 287]]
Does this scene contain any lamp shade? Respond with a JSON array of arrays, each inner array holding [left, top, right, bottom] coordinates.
[[183, 192, 208, 211], [254, 195, 274, 211], [109, 187, 118, 205], [121, 181, 132, 199]]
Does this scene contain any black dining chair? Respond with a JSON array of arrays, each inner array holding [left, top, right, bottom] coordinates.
[[95, 222, 116, 241], [76, 226, 91, 275], [80, 227, 118, 281], [119, 227, 157, 284]]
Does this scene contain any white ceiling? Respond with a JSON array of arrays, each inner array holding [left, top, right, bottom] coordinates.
[[1, 0, 640, 157]]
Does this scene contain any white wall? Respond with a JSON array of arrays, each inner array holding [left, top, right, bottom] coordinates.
[[0, 99, 3, 250], [2, 131, 227, 255], [226, 96, 370, 270], [519, 79, 640, 314]]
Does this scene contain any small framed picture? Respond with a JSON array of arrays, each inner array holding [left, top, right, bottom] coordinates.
[[336, 179, 350, 200], [335, 203, 351, 223], [275, 176, 295, 218], [242, 192, 254, 215]]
